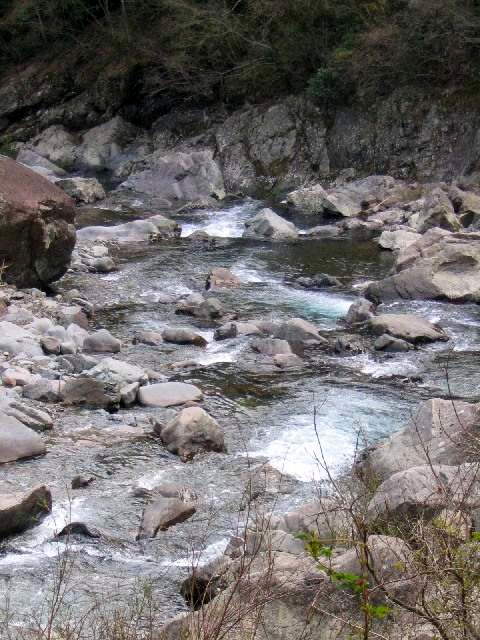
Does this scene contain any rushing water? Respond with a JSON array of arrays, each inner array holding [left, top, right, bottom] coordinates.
[[1, 199, 479, 631]]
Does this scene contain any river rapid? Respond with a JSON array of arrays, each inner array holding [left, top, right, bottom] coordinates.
[[1, 198, 479, 632]]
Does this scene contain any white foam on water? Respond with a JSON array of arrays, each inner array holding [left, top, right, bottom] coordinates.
[[181, 202, 259, 239], [250, 391, 409, 482], [340, 353, 424, 379], [196, 341, 244, 366], [161, 538, 229, 568]]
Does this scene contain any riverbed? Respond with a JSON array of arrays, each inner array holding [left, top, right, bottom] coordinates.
[[1, 199, 479, 632]]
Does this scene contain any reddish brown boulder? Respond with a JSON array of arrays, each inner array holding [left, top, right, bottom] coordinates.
[[0, 156, 76, 288]]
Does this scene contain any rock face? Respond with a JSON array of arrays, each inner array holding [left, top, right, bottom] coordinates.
[[368, 314, 448, 344], [244, 208, 298, 241], [0, 412, 46, 463], [156, 407, 225, 460], [138, 382, 203, 408], [366, 229, 480, 302], [359, 399, 480, 482], [0, 156, 76, 288], [216, 96, 329, 194], [119, 149, 225, 207], [137, 497, 196, 539], [0, 485, 52, 538]]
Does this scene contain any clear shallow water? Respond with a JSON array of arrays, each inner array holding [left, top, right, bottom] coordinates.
[[2, 199, 480, 629]]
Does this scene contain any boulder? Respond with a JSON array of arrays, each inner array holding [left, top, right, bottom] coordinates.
[[23, 379, 63, 403], [205, 268, 241, 290], [449, 186, 480, 228], [138, 382, 203, 408], [162, 328, 208, 347], [77, 214, 181, 244], [133, 331, 164, 346], [285, 184, 330, 215], [368, 314, 448, 344], [0, 156, 76, 288], [0, 412, 46, 462], [374, 334, 411, 352], [56, 177, 106, 204], [366, 229, 480, 303], [137, 497, 196, 539], [85, 357, 147, 388], [270, 498, 349, 543], [295, 274, 342, 289], [77, 116, 140, 173], [367, 464, 480, 524], [243, 209, 298, 241], [275, 318, 328, 347], [334, 334, 365, 355], [16, 149, 67, 176], [57, 522, 101, 539], [60, 377, 114, 409], [410, 188, 461, 233], [332, 535, 418, 605], [156, 406, 225, 460], [251, 338, 292, 356], [83, 329, 121, 354], [0, 401, 52, 432], [214, 321, 261, 340], [344, 298, 376, 326], [377, 229, 421, 251], [119, 149, 225, 206], [359, 398, 480, 482], [31, 125, 78, 170], [71, 475, 95, 490], [0, 485, 52, 538]]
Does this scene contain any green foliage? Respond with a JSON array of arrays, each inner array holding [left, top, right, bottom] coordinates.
[[0, 0, 479, 108], [296, 531, 333, 560]]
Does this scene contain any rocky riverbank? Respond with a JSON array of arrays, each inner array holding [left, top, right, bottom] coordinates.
[[0, 149, 479, 639]]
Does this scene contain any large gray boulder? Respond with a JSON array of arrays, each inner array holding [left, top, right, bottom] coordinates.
[[367, 464, 480, 524], [243, 209, 298, 241], [0, 412, 46, 463], [270, 498, 349, 543], [156, 406, 225, 460], [77, 116, 140, 173], [409, 188, 461, 233], [366, 229, 480, 303], [368, 314, 448, 344], [161, 328, 207, 347], [275, 318, 328, 347], [31, 125, 78, 170], [449, 186, 480, 228], [138, 382, 203, 408], [119, 149, 225, 207], [56, 177, 106, 204], [344, 298, 376, 326], [0, 156, 76, 289], [377, 229, 421, 251], [359, 399, 480, 482], [83, 329, 121, 354], [137, 497, 196, 539], [0, 322, 43, 357], [0, 485, 52, 539], [77, 214, 180, 244]]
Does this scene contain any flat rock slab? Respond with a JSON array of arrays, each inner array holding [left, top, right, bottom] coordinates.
[[138, 382, 203, 408], [0, 485, 52, 538], [0, 411, 46, 463], [137, 497, 196, 538], [369, 314, 448, 344]]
